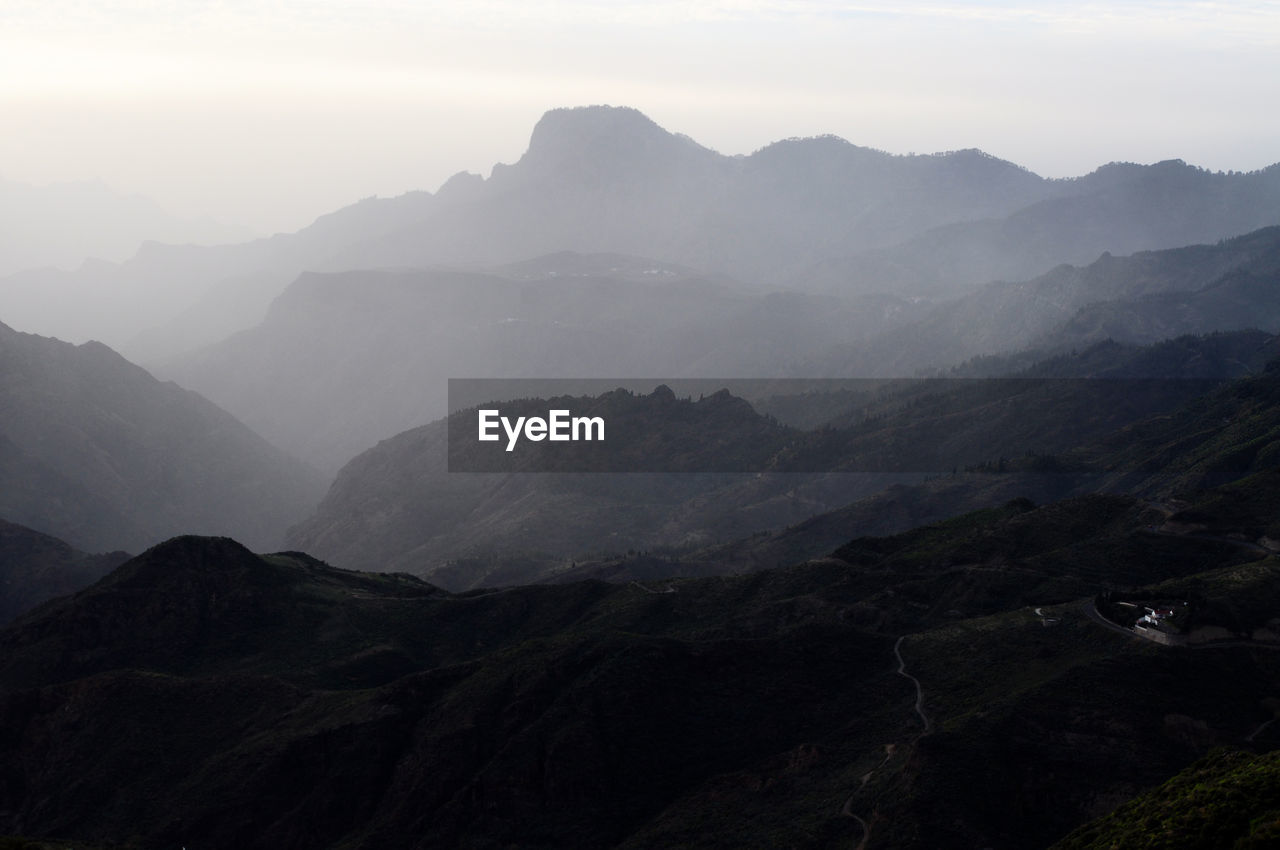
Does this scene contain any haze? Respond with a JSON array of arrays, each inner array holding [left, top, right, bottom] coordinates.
[[3, 0, 1279, 235]]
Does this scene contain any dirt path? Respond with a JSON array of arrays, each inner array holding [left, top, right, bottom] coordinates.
[[840, 795, 870, 849], [629, 580, 677, 594], [842, 641, 931, 846], [895, 635, 931, 735]]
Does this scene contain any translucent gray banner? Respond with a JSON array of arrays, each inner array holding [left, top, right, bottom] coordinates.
[[446, 377, 1225, 473]]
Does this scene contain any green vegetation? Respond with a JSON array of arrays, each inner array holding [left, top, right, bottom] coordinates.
[[1055, 749, 1280, 849]]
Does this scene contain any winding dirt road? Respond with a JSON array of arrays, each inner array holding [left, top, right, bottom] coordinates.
[[842, 638, 931, 847], [894, 635, 931, 735]]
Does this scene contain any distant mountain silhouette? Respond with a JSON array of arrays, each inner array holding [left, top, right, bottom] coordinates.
[[0, 176, 252, 277], [821, 225, 1280, 375], [6, 106, 1275, 362], [165, 229, 1280, 474], [0, 321, 324, 552], [162, 257, 917, 470], [796, 160, 1280, 297]]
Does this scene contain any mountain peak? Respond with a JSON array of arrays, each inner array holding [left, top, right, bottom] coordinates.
[[529, 105, 667, 147], [514, 105, 716, 180]]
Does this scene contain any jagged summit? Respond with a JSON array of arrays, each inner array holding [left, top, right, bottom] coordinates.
[[527, 105, 677, 151], [511, 104, 718, 180]]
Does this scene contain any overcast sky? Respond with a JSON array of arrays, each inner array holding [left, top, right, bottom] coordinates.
[[3, 1, 1279, 234]]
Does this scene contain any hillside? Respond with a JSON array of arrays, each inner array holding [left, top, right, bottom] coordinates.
[[822, 225, 1280, 375], [0, 518, 128, 625], [0, 321, 325, 552], [286, 335, 1274, 587], [162, 261, 911, 470], [162, 228, 1280, 475], [3, 464, 1279, 847], [798, 160, 1280, 298], [1054, 749, 1280, 849]]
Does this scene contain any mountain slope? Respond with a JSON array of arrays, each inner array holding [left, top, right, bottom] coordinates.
[[825, 225, 1280, 375], [161, 259, 916, 470], [287, 333, 1270, 587], [0, 321, 325, 552], [1053, 749, 1280, 849], [3, 463, 1279, 848], [0, 518, 128, 625], [798, 160, 1280, 298]]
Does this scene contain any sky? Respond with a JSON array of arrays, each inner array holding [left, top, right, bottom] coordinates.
[[2, 0, 1279, 235]]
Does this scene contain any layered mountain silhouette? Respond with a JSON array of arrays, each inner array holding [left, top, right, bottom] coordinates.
[[161, 228, 1280, 474], [4, 106, 1277, 363], [0, 517, 128, 625], [286, 334, 1276, 587], [3, 434, 1278, 847], [6, 104, 1280, 849], [0, 321, 324, 552], [821, 225, 1280, 376], [162, 258, 919, 469], [0, 176, 252, 277]]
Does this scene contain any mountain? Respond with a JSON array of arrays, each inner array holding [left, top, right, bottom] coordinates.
[[822, 225, 1280, 376], [0, 320, 325, 552], [1053, 749, 1280, 849], [160, 259, 919, 470], [284, 385, 892, 584], [161, 217, 1280, 476], [2, 461, 1278, 847], [555, 333, 1280, 585], [0, 176, 253, 277], [0, 518, 128, 625], [797, 160, 1280, 298], [286, 333, 1274, 587], [6, 106, 1276, 364]]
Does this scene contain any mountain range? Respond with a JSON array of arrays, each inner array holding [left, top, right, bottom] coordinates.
[[285, 332, 1279, 588], [0, 176, 252, 277], [3, 106, 1277, 365], [153, 226, 1280, 474], [1, 395, 1277, 846], [3, 103, 1280, 848]]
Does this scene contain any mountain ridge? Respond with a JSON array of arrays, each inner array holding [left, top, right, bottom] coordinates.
[[0, 320, 325, 552], [6, 105, 1276, 362]]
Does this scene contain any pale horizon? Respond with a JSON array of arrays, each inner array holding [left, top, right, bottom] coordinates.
[[4, 1, 1279, 235]]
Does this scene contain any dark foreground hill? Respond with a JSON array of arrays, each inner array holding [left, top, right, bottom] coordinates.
[[2, 460, 1279, 849], [0, 321, 325, 552], [1053, 748, 1280, 848]]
